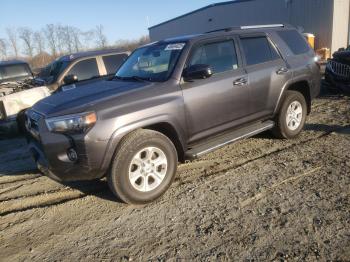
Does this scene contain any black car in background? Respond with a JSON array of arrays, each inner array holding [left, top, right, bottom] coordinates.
[[37, 49, 129, 92], [325, 46, 350, 93]]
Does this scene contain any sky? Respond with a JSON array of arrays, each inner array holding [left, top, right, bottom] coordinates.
[[0, 0, 217, 42]]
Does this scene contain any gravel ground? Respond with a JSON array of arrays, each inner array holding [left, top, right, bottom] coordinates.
[[0, 93, 349, 261]]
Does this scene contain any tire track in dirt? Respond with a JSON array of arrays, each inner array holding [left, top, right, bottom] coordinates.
[[0, 182, 108, 216], [0, 174, 41, 186], [172, 125, 350, 199]]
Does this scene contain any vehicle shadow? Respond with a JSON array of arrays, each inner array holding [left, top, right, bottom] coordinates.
[[304, 123, 350, 135], [319, 80, 350, 99], [61, 179, 125, 203]]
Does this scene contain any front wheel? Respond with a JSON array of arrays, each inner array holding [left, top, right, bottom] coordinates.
[[272, 90, 307, 139], [108, 129, 178, 204]]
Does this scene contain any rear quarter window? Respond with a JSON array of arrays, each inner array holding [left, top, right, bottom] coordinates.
[[240, 36, 280, 66], [277, 30, 310, 55]]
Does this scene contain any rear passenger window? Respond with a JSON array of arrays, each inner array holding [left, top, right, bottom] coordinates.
[[102, 54, 128, 75], [189, 40, 239, 74], [240, 36, 280, 66], [277, 30, 310, 55], [67, 58, 99, 81]]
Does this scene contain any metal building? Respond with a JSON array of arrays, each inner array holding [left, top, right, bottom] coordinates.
[[149, 0, 350, 53]]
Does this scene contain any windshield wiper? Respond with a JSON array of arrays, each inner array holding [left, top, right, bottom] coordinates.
[[129, 76, 150, 82], [110, 75, 150, 82], [108, 75, 124, 81]]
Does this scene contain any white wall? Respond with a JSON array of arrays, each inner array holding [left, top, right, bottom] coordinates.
[[331, 0, 350, 51]]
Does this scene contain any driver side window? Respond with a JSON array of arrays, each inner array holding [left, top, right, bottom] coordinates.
[[66, 58, 99, 82], [189, 40, 239, 74]]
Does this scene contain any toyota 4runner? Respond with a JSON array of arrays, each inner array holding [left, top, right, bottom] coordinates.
[[26, 24, 321, 204]]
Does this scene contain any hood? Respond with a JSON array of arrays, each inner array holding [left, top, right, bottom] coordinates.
[[32, 79, 153, 116], [332, 51, 350, 65]]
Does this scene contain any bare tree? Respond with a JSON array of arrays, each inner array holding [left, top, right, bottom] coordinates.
[[95, 25, 107, 49], [55, 25, 68, 54], [44, 24, 58, 57], [71, 27, 82, 52], [0, 38, 8, 60], [19, 27, 35, 58], [33, 31, 45, 54], [81, 30, 95, 50], [6, 27, 19, 58]]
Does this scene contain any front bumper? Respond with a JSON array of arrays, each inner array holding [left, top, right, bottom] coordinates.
[[26, 112, 109, 182]]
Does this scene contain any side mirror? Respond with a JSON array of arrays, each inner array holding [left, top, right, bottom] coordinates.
[[183, 64, 213, 81], [63, 74, 78, 85]]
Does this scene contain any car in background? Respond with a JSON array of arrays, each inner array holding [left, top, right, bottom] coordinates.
[[37, 49, 130, 92], [0, 60, 50, 122], [325, 46, 350, 94]]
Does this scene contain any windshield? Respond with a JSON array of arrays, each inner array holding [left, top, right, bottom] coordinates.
[[116, 42, 186, 82], [0, 64, 31, 81], [39, 60, 70, 84]]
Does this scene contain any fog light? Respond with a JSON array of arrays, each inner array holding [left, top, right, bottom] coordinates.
[[67, 148, 78, 162]]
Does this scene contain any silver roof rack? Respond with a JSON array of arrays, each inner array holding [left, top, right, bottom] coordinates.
[[240, 24, 284, 30]]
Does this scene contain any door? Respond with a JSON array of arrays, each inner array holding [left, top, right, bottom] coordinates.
[[239, 34, 292, 118], [180, 38, 250, 143]]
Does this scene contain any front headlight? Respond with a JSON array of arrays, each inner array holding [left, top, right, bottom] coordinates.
[[45, 112, 97, 133]]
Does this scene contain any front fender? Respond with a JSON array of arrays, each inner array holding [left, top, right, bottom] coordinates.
[[100, 114, 186, 171]]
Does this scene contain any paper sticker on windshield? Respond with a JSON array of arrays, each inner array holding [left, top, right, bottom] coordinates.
[[165, 43, 185, 51]]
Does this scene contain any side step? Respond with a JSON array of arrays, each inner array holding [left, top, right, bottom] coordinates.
[[185, 120, 274, 159]]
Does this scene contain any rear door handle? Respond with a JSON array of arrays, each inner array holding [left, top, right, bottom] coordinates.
[[276, 67, 289, 75], [233, 78, 248, 86]]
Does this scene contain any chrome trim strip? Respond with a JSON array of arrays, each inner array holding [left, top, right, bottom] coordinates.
[[241, 24, 284, 30]]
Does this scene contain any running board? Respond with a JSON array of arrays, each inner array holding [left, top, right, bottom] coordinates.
[[185, 120, 274, 159]]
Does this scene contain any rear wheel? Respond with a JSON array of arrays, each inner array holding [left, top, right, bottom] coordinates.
[[108, 129, 178, 204], [272, 90, 307, 139]]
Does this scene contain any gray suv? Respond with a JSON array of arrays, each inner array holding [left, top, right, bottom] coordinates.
[[26, 24, 320, 204]]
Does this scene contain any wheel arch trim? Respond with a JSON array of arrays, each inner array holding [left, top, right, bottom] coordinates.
[[274, 77, 312, 115], [100, 114, 186, 171]]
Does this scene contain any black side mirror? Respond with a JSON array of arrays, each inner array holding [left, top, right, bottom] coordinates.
[[63, 74, 78, 85], [183, 64, 213, 81]]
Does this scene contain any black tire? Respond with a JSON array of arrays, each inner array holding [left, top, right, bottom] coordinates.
[[16, 109, 27, 135], [272, 90, 307, 139], [108, 129, 178, 204]]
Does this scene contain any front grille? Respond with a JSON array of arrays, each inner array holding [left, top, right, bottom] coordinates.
[[328, 60, 350, 78]]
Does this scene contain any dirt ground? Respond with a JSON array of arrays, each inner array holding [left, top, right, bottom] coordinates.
[[0, 92, 349, 261]]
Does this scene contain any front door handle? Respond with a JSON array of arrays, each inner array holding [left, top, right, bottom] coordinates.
[[233, 78, 248, 86], [276, 67, 289, 75]]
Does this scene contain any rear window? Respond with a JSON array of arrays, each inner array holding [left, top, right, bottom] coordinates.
[[240, 36, 280, 66], [102, 54, 128, 75], [277, 30, 310, 55]]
